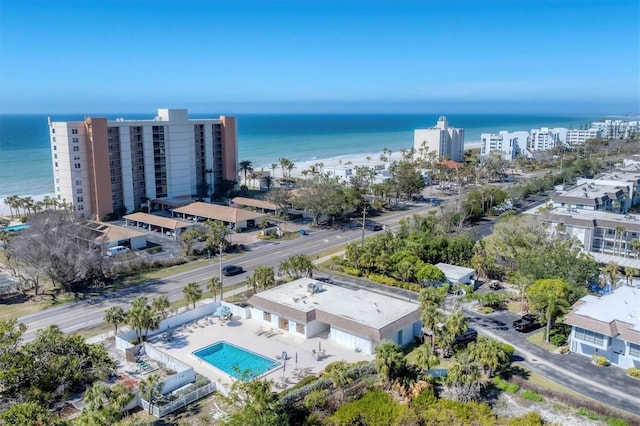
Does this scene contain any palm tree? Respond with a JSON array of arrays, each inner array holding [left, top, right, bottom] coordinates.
[[527, 278, 571, 343], [325, 361, 352, 402], [183, 282, 203, 309], [602, 262, 619, 288], [468, 337, 509, 377], [138, 373, 161, 414], [414, 344, 439, 371], [152, 295, 170, 320], [104, 306, 126, 335], [279, 157, 292, 179], [444, 352, 483, 402], [239, 160, 253, 185], [261, 174, 275, 191], [270, 163, 278, 179], [109, 382, 134, 414], [83, 382, 111, 410], [374, 340, 405, 385], [207, 276, 220, 301], [615, 225, 626, 256]]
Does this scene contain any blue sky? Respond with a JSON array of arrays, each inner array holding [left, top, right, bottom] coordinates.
[[0, 0, 638, 114]]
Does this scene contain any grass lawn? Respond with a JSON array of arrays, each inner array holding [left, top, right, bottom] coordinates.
[[526, 330, 558, 352]]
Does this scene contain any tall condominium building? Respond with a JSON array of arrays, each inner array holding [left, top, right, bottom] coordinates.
[[527, 128, 564, 153], [413, 116, 464, 162], [49, 108, 237, 220], [590, 119, 639, 140], [479, 130, 528, 161], [565, 128, 601, 147]]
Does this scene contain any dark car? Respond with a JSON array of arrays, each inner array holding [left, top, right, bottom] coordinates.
[[454, 328, 478, 345], [221, 265, 244, 276], [365, 222, 383, 231], [513, 314, 542, 332]]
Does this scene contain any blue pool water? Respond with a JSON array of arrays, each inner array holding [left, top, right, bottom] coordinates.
[[1, 224, 29, 232], [193, 341, 280, 380]]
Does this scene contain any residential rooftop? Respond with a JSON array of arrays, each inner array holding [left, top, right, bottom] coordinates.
[[249, 278, 419, 330]]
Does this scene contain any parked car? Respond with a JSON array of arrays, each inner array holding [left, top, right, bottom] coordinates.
[[221, 265, 244, 276], [106, 246, 130, 256], [454, 328, 478, 345], [513, 314, 542, 332]]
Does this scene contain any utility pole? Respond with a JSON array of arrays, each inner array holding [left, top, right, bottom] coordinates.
[[219, 243, 224, 301], [361, 206, 368, 247]]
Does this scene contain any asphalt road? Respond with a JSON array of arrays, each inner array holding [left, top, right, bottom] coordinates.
[[17, 202, 440, 341]]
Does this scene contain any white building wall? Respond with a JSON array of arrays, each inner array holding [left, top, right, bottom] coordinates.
[[570, 331, 638, 369], [306, 320, 329, 338], [330, 327, 373, 355]]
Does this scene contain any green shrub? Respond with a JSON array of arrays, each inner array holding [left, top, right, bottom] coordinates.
[[303, 389, 329, 410], [146, 246, 163, 254], [500, 343, 515, 360], [479, 307, 494, 314], [521, 390, 544, 402], [575, 407, 600, 420], [559, 346, 569, 354], [286, 375, 318, 392], [605, 418, 629, 426], [507, 411, 543, 426], [549, 333, 566, 346], [627, 367, 640, 379], [328, 389, 405, 425], [340, 266, 363, 277], [591, 355, 609, 366], [368, 273, 398, 285], [493, 377, 519, 394]]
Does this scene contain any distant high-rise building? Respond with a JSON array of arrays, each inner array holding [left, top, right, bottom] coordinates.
[[480, 131, 528, 161], [528, 128, 564, 153], [49, 108, 237, 220], [413, 116, 464, 162], [590, 119, 639, 140]]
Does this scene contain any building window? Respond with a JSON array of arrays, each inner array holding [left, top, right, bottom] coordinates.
[[54, 162, 58, 168], [53, 146, 57, 151], [52, 137, 56, 142], [72, 138, 79, 143], [53, 154, 57, 159], [77, 196, 83, 203], [73, 146, 80, 152], [630, 343, 640, 358], [77, 205, 84, 211], [263, 312, 271, 322], [76, 188, 83, 194], [574, 327, 606, 346], [73, 155, 80, 161], [74, 163, 81, 169], [296, 323, 305, 334], [75, 180, 82, 186], [51, 128, 55, 134], [72, 129, 78, 135]]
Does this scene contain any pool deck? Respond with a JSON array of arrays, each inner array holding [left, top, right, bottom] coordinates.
[[148, 315, 374, 390]]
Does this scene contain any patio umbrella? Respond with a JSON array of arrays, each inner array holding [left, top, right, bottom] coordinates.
[[282, 359, 286, 378]]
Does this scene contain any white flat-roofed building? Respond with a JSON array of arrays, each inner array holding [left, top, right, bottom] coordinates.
[[49, 109, 237, 220], [565, 128, 602, 147], [565, 286, 640, 369], [590, 119, 639, 140], [480, 131, 528, 161], [527, 127, 565, 154], [247, 278, 422, 354], [414, 116, 465, 162]]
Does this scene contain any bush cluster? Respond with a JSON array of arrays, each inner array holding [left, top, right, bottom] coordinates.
[[591, 355, 609, 367], [521, 390, 545, 402], [627, 367, 640, 379], [339, 266, 363, 277], [493, 377, 519, 394]]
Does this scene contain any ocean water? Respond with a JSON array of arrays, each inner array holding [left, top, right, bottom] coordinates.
[[0, 113, 603, 199]]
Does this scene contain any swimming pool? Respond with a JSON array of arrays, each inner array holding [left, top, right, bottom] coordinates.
[[1, 224, 29, 232], [193, 341, 280, 380]]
